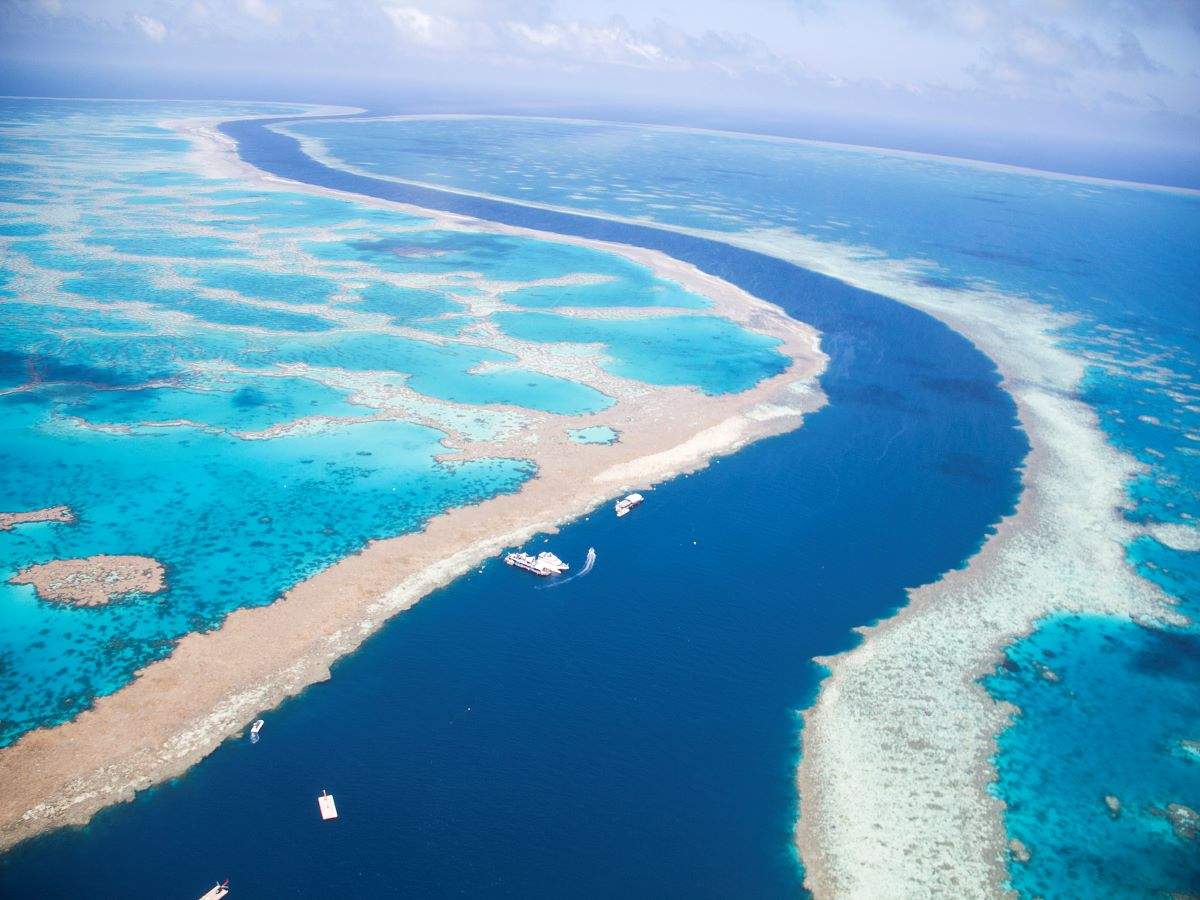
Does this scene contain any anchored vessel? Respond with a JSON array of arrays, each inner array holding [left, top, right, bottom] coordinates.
[[249, 719, 263, 743], [318, 790, 338, 821], [614, 493, 645, 518], [505, 551, 569, 576], [198, 880, 229, 899]]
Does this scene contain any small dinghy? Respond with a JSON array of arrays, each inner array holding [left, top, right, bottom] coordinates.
[[249, 719, 264, 743]]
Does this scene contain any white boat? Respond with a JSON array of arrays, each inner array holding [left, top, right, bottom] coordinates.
[[505, 550, 569, 576], [198, 880, 229, 899], [614, 493, 645, 518], [249, 719, 263, 743], [318, 790, 338, 820]]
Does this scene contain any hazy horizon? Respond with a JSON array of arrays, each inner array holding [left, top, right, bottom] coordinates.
[[3, 1, 1199, 186]]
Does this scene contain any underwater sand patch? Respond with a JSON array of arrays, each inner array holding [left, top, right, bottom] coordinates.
[[11, 555, 166, 606]]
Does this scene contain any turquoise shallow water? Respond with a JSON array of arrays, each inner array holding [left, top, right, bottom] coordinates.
[[501, 270, 710, 310], [65, 374, 364, 433], [353, 282, 466, 326], [0, 100, 785, 746], [496, 310, 789, 394], [568, 425, 619, 444], [985, 613, 1200, 896], [287, 114, 1200, 896], [0, 403, 533, 739], [184, 265, 340, 305]]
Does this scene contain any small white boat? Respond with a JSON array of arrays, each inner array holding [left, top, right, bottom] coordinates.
[[198, 880, 229, 899], [505, 550, 569, 576], [318, 790, 338, 820], [614, 493, 644, 518], [249, 719, 263, 743]]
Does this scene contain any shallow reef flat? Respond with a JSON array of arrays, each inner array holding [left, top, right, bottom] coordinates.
[[985, 612, 1200, 895], [0, 100, 826, 850], [0, 506, 75, 531], [10, 555, 166, 606]]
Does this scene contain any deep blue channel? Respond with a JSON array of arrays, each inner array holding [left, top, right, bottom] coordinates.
[[0, 118, 1028, 898]]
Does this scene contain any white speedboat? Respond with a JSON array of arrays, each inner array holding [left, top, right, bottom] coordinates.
[[614, 493, 644, 517], [249, 719, 263, 743], [505, 550, 569, 576]]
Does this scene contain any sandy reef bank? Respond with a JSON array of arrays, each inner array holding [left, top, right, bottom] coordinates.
[[10, 555, 166, 606], [0, 118, 826, 852], [0, 506, 75, 531]]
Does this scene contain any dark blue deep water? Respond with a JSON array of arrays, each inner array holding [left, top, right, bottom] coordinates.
[[0, 119, 1027, 897]]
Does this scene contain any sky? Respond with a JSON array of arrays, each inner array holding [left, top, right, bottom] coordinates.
[[1, 0, 1198, 184]]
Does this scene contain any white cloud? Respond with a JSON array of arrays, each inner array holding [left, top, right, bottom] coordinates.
[[0, 0, 1193, 149], [383, 6, 442, 45], [381, 4, 496, 49], [883, 0, 1168, 88], [376, 7, 802, 81], [132, 14, 166, 42], [504, 18, 673, 69], [239, 0, 280, 27]]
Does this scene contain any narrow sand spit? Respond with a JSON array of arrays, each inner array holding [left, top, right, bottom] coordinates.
[[11, 555, 166, 606], [0, 506, 75, 531], [0, 120, 827, 852]]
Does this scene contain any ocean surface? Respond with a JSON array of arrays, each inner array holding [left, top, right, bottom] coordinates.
[[0, 103, 1031, 897], [274, 115, 1200, 896]]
